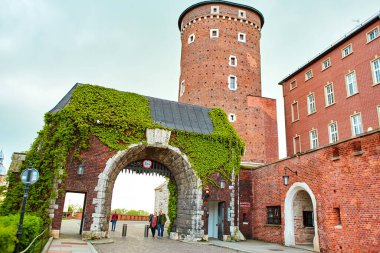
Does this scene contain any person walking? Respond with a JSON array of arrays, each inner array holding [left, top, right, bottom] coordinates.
[[149, 212, 158, 238], [111, 212, 118, 231], [157, 210, 167, 238]]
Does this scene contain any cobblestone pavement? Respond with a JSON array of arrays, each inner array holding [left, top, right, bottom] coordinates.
[[93, 221, 238, 253], [92, 221, 311, 253]]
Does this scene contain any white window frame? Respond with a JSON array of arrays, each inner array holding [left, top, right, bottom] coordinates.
[[328, 121, 339, 144], [307, 93, 316, 115], [180, 80, 185, 97], [211, 6, 219, 14], [371, 57, 380, 85], [293, 135, 301, 154], [228, 75, 237, 90], [188, 34, 195, 44], [238, 10, 246, 19], [321, 57, 331, 71], [238, 33, 246, 43], [290, 80, 297, 90], [305, 70, 313, 81], [345, 71, 358, 97], [291, 101, 299, 122], [228, 113, 236, 122], [350, 112, 363, 137], [309, 129, 319, 149], [210, 29, 219, 38], [324, 83, 335, 106], [229, 55, 237, 67], [342, 44, 353, 58], [366, 26, 379, 43]]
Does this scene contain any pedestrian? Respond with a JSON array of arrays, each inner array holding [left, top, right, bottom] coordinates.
[[149, 212, 158, 238], [111, 212, 118, 231], [157, 210, 167, 238]]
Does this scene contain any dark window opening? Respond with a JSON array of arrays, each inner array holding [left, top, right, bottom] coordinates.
[[267, 206, 281, 225], [334, 208, 341, 225], [242, 213, 247, 222], [303, 211, 314, 227]]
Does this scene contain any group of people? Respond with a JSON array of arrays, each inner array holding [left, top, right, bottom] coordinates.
[[149, 210, 167, 238]]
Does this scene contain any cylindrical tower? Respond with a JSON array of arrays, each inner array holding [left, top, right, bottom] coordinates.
[[178, 1, 278, 163]]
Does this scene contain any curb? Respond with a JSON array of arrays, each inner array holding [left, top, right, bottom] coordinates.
[[41, 237, 54, 253], [87, 242, 98, 253]]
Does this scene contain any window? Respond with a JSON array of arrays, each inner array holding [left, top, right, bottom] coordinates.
[[350, 113, 363, 136], [328, 122, 339, 143], [303, 211, 314, 227], [307, 93, 316, 114], [293, 135, 301, 154], [229, 55, 237, 67], [291, 101, 299, 122], [345, 71, 358, 96], [305, 70, 313, 81], [238, 33, 246, 43], [322, 58, 331, 70], [342, 44, 353, 58], [238, 10, 246, 19], [228, 113, 236, 122], [210, 29, 219, 38], [310, 129, 318, 149], [334, 208, 341, 226], [371, 58, 380, 85], [211, 6, 219, 14], [367, 26, 379, 43], [324, 83, 335, 106], [267, 206, 281, 225], [188, 34, 195, 44], [228, 75, 237, 90], [290, 80, 297, 90], [180, 80, 185, 97]]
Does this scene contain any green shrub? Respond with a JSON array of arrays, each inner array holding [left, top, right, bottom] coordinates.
[[0, 214, 43, 252]]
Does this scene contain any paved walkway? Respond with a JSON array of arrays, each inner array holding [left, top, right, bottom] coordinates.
[[49, 220, 313, 253]]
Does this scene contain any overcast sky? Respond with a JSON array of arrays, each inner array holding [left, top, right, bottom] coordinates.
[[0, 0, 379, 211]]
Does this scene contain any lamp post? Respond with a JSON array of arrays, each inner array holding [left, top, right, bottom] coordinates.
[[282, 166, 297, 186], [15, 163, 39, 252]]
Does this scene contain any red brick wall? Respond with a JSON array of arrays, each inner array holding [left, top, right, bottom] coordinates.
[[178, 3, 278, 163], [246, 130, 380, 252], [282, 19, 380, 156]]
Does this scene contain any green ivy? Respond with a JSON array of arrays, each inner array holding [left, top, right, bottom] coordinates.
[[167, 178, 177, 235], [0, 84, 244, 225]]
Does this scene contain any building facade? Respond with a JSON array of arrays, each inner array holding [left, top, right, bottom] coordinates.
[[279, 14, 380, 156], [178, 1, 278, 164]]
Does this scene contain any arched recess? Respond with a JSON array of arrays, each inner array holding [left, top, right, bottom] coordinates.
[[284, 182, 320, 252], [84, 143, 203, 240]]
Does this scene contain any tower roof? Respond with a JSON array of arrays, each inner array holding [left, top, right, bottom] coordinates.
[[178, 0, 265, 30]]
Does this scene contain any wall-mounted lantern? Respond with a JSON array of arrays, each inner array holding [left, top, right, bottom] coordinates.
[[78, 163, 84, 176], [220, 179, 226, 189], [283, 166, 297, 186]]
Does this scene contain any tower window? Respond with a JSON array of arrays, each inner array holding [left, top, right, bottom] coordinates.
[[366, 26, 379, 43], [188, 34, 195, 44], [238, 10, 246, 19], [328, 122, 339, 143], [210, 29, 219, 38], [211, 6, 219, 14], [305, 70, 313, 81], [228, 75, 237, 90], [322, 58, 331, 70], [307, 93, 316, 114], [238, 33, 246, 43], [309, 129, 318, 149], [350, 112, 363, 136], [342, 44, 353, 58], [371, 57, 380, 85], [228, 113, 236, 122], [229, 55, 237, 67], [345, 71, 358, 97], [180, 80, 185, 97]]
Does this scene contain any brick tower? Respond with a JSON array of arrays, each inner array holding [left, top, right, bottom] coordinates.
[[178, 1, 278, 164]]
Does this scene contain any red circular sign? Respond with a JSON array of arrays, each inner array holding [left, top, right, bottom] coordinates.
[[142, 160, 152, 169]]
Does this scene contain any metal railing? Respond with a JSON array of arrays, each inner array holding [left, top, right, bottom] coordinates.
[[19, 227, 49, 253]]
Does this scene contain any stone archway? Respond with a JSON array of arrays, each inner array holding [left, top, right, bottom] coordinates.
[[284, 182, 320, 252], [84, 141, 204, 240]]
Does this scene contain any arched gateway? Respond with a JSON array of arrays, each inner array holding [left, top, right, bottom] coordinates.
[[87, 142, 203, 239]]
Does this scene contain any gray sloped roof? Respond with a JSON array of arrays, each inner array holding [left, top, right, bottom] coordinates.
[[49, 83, 214, 134]]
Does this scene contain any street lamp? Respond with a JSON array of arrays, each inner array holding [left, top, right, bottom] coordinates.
[[282, 166, 297, 186], [16, 163, 39, 252]]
